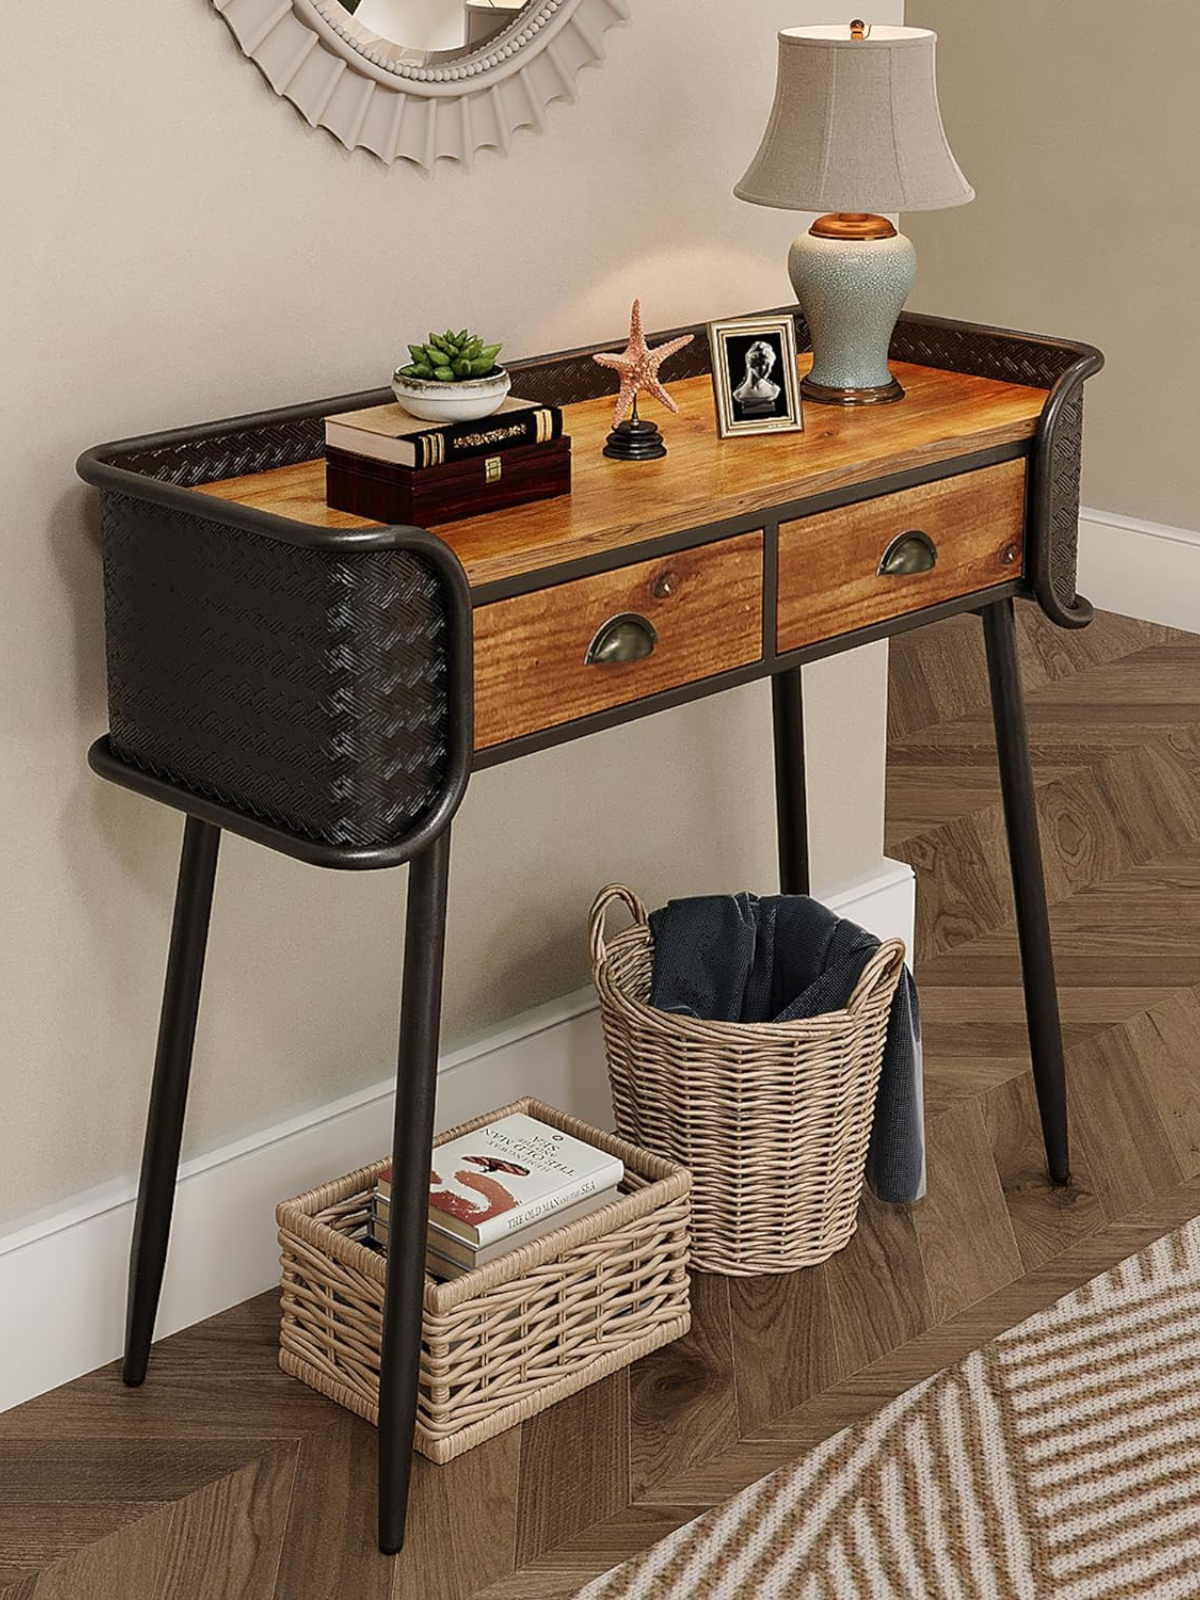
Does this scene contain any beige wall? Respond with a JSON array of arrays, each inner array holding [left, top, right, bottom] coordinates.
[[0, 1, 900, 1226], [907, 0, 1199, 528]]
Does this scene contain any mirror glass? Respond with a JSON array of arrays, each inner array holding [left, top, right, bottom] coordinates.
[[337, 0, 533, 59]]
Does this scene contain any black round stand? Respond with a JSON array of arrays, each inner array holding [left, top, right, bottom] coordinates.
[[603, 417, 667, 462]]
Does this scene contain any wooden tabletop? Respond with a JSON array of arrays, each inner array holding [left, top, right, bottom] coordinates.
[[192, 358, 1047, 591]]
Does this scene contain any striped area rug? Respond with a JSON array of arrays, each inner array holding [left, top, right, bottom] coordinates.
[[578, 1219, 1200, 1599]]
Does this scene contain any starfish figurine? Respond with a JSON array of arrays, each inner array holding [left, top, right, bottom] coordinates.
[[593, 300, 694, 428]]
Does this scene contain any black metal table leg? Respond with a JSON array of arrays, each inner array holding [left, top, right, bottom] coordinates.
[[982, 598, 1070, 1185], [378, 826, 452, 1554], [123, 816, 221, 1386], [772, 667, 811, 896]]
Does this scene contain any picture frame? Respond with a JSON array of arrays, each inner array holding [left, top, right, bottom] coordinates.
[[707, 316, 804, 439]]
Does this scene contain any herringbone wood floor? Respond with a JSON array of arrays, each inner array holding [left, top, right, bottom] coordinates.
[[5, 606, 1200, 1599]]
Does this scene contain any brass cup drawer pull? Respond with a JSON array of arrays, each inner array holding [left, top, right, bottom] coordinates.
[[878, 529, 938, 576], [584, 612, 658, 666]]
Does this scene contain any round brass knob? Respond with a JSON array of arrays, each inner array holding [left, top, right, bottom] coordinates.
[[652, 570, 679, 600], [999, 543, 1019, 567]]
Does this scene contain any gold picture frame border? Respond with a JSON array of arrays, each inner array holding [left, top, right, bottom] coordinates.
[[707, 316, 804, 440]]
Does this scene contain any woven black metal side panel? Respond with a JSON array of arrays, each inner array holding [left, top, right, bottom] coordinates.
[[509, 310, 1083, 411], [102, 493, 449, 846], [1044, 390, 1085, 613], [890, 317, 1091, 621], [509, 324, 717, 409], [112, 418, 329, 489], [891, 320, 1075, 391]]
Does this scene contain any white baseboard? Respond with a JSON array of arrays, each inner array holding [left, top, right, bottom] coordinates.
[[1078, 506, 1200, 633], [0, 858, 914, 1414], [830, 855, 915, 958]]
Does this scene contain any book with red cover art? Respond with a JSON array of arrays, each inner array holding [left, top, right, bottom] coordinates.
[[370, 1187, 623, 1263], [377, 1111, 624, 1248]]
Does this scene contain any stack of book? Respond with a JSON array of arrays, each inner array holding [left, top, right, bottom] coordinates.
[[368, 1110, 624, 1281], [324, 397, 570, 527]]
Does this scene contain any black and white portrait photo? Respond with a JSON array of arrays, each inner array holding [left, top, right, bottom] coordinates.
[[708, 316, 804, 439]]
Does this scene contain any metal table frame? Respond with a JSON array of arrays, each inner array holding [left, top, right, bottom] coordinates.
[[77, 309, 1103, 1553]]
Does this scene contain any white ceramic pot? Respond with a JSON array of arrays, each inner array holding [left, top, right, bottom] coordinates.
[[390, 366, 512, 423]]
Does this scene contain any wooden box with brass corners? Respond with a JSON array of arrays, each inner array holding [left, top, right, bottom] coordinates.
[[325, 437, 571, 529]]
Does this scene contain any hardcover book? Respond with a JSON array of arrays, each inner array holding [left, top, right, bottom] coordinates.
[[324, 397, 562, 470], [424, 1247, 470, 1282], [370, 1187, 622, 1265], [377, 1112, 624, 1247]]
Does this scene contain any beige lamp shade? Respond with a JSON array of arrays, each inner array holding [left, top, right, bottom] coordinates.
[[736, 25, 974, 215]]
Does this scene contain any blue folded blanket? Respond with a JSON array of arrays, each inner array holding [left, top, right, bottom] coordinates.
[[648, 892, 925, 1205]]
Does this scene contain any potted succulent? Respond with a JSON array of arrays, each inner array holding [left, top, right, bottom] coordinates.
[[392, 329, 510, 423]]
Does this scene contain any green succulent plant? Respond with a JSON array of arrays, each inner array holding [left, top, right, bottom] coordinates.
[[397, 329, 504, 384]]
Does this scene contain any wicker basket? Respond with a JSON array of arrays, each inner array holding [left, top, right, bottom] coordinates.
[[590, 885, 906, 1276], [277, 1097, 691, 1463]]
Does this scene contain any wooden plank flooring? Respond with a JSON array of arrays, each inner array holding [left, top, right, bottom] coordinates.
[[3, 606, 1200, 1598]]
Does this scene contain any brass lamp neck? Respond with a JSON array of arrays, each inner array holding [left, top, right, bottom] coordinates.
[[810, 212, 898, 242]]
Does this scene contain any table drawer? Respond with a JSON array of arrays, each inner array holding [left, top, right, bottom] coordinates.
[[776, 459, 1026, 654], [474, 531, 764, 749]]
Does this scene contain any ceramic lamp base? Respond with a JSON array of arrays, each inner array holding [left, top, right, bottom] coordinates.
[[801, 376, 906, 406], [788, 226, 917, 406]]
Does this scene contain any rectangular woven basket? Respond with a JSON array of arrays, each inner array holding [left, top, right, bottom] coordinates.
[[277, 1097, 692, 1463]]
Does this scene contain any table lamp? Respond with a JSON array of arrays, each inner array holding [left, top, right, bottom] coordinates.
[[735, 20, 973, 406]]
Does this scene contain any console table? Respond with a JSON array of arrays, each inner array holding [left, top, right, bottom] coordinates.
[[77, 309, 1103, 1554]]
